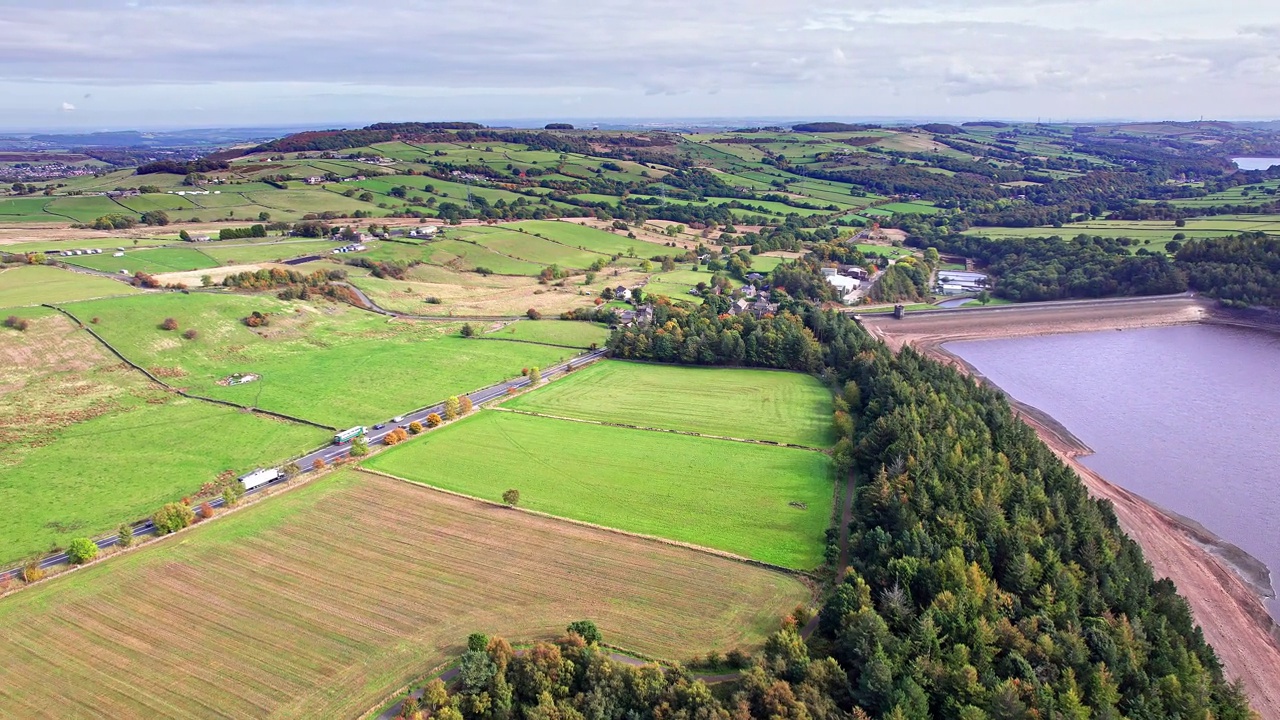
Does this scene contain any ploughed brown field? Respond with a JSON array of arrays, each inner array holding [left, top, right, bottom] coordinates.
[[0, 470, 806, 719]]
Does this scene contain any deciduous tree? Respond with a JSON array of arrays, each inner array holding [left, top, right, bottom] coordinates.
[[66, 537, 98, 565], [502, 488, 520, 507], [152, 502, 195, 535], [444, 396, 461, 420]]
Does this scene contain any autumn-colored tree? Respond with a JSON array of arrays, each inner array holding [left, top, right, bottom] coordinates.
[[182, 329, 198, 340], [459, 395, 473, 414], [160, 317, 179, 331], [22, 562, 44, 583], [408, 421, 424, 434], [526, 307, 542, 320], [444, 396, 461, 421], [426, 413, 442, 428], [312, 457, 327, 471], [529, 366, 542, 386], [502, 488, 520, 507], [152, 502, 195, 535], [199, 502, 214, 519]]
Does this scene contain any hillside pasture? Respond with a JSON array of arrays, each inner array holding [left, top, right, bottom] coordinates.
[[505, 359, 834, 447], [365, 410, 834, 568], [0, 265, 139, 307], [0, 469, 806, 719], [0, 308, 324, 565], [473, 230, 608, 268], [62, 292, 573, 428]]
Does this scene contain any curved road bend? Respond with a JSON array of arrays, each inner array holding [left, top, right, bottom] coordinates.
[[0, 349, 607, 584]]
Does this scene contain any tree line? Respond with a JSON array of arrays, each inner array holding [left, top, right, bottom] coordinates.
[[597, 268, 1252, 718]]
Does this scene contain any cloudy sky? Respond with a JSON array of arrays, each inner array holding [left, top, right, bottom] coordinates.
[[3, 0, 1279, 130]]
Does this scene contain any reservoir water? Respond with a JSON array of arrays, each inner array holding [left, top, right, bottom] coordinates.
[[1233, 157, 1280, 171], [947, 324, 1280, 619]]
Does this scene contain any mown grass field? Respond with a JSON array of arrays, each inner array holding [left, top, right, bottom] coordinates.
[[0, 469, 806, 718], [0, 265, 139, 308], [365, 410, 833, 568], [62, 247, 220, 275], [483, 320, 610, 348], [506, 360, 834, 447], [197, 239, 345, 265], [62, 292, 572, 427], [965, 215, 1280, 242], [0, 309, 325, 565], [508, 220, 664, 257]]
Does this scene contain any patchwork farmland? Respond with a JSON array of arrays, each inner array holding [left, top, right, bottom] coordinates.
[[0, 470, 808, 719]]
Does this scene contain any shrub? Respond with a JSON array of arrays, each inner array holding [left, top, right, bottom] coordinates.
[[91, 316, 100, 324], [425, 413, 442, 427], [152, 502, 195, 535], [22, 562, 44, 583], [160, 317, 178, 331], [116, 523, 134, 548], [725, 648, 749, 668], [199, 502, 214, 519], [526, 308, 542, 320], [243, 311, 270, 327], [3, 315, 28, 331], [408, 421, 424, 434], [502, 488, 520, 507], [182, 329, 198, 340], [66, 537, 98, 565], [460, 323, 476, 337], [312, 457, 327, 471]]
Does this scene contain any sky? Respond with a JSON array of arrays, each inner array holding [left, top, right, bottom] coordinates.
[[2, 0, 1279, 131]]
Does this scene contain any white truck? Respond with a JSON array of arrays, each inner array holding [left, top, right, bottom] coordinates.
[[238, 467, 280, 492]]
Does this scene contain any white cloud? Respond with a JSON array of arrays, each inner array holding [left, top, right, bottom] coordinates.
[[0, 0, 1277, 127], [60, 101, 75, 111]]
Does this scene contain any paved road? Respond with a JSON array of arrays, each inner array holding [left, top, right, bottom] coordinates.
[[0, 348, 606, 584]]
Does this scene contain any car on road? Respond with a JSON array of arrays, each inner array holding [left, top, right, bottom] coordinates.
[[392, 416, 405, 423], [373, 423, 386, 430]]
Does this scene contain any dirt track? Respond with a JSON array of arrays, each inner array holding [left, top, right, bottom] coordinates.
[[865, 296, 1280, 719]]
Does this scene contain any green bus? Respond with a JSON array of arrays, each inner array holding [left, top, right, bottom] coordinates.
[[332, 426, 367, 444]]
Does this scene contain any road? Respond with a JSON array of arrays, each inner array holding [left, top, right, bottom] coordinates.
[[0, 348, 607, 584]]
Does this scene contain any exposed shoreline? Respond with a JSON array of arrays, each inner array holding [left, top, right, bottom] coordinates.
[[862, 295, 1280, 719]]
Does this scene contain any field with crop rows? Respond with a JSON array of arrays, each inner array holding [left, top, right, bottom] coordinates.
[[61, 292, 573, 428], [0, 469, 807, 719], [365, 410, 833, 568], [506, 360, 834, 447]]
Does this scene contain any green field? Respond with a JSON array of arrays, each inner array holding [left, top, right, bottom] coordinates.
[[0, 265, 139, 308], [62, 247, 220, 275], [966, 215, 1280, 242], [472, 230, 607, 268], [641, 267, 734, 303], [0, 308, 325, 564], [424, 238, 545, 275], [198, 239, 345, 265], [506, 360, 834, 447], [62, 292, 574, 428], [507, 220, 665, 257], [365, 410, 834, 568], [483, 320, 610, 348]]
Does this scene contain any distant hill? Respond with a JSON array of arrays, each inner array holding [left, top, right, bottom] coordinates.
[[791, 122, 881, 133]]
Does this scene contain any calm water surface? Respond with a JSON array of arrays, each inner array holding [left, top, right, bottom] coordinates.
[[947, 325, 1280, 618], [1233, 157, 1280, 171]]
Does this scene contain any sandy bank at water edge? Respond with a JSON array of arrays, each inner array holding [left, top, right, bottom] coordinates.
[[864, 296, 1280, 718]]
